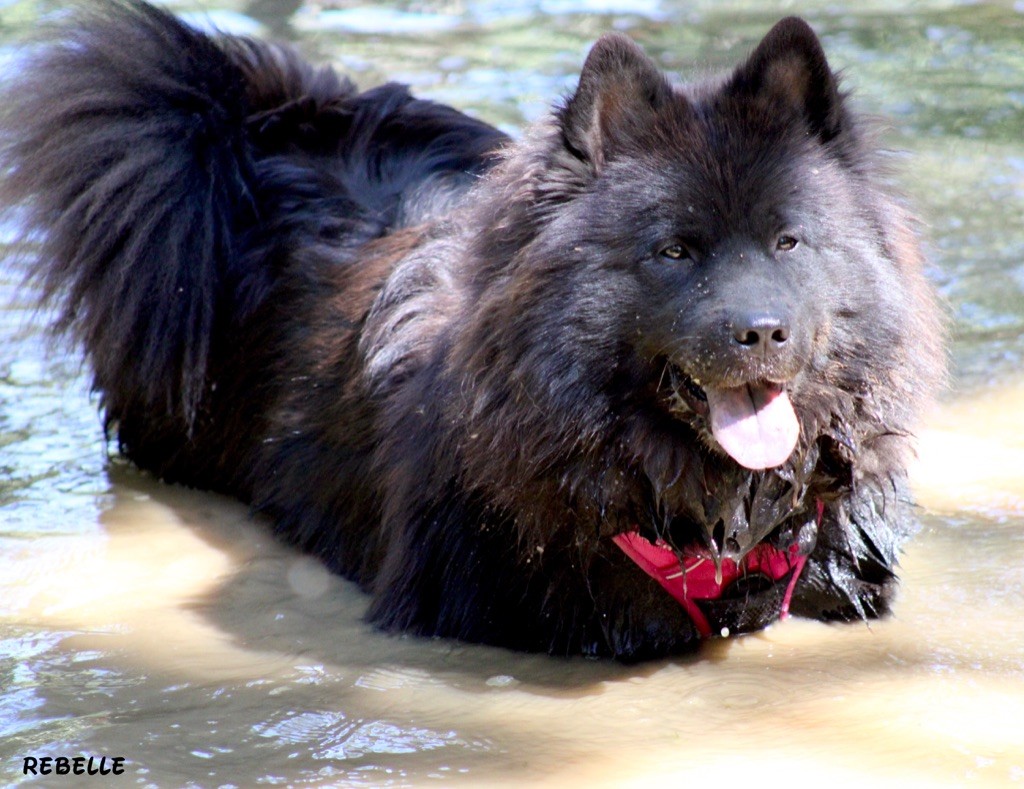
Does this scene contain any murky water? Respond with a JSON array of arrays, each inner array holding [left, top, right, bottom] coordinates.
[[2, 0, 1023, 786]]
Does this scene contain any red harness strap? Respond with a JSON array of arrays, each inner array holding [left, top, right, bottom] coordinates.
[[613, 500, 823, 638]]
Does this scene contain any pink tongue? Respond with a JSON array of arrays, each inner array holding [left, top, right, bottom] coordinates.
[[706, 384, 799, 470]]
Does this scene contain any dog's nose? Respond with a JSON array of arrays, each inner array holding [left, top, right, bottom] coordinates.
[[730, 312, 790, 355]]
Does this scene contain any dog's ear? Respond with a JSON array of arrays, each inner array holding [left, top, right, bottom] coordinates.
[[559, 34, 672, 169], [729, 17, 844, 143]]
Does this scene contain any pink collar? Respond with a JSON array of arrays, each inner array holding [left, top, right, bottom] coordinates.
[[613, 500, 822, 638]]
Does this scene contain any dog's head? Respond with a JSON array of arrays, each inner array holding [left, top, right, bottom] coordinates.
[[455, 19, 942, 557]]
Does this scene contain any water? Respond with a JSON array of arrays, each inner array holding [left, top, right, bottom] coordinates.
[[2, 0, 1023, 785]]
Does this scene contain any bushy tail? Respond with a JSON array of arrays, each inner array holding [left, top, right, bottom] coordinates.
[[0, 0, 350, 427]]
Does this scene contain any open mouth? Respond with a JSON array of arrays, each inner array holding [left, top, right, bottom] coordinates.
[[662, 364, 800, 471], [664, 365, 709, 416]]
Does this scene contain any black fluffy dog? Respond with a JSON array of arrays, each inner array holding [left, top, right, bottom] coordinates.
[[1, 1, 943, 660]]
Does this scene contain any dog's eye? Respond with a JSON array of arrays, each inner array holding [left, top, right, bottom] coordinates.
[[775, 235, 799, 252], [659, 244, 691, 261]]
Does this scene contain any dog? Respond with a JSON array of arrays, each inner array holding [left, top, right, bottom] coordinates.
[[0, 0, 943, 660]]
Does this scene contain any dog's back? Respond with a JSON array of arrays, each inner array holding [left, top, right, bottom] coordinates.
[[0, 0, 504, 501]]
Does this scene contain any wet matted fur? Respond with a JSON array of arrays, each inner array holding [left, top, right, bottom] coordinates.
[[1, 0, 943, 660]]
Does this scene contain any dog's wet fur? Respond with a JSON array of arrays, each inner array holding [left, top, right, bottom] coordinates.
[[1, 0, 943, 660]]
